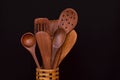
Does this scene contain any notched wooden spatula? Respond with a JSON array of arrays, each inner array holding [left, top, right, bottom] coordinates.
[[34, 18, 52, 69]]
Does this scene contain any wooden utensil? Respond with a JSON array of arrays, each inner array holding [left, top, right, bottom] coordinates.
[[34, 18, 50, 34], [49, 20, 59, 39], [51, 28, 66, 67], [21, 32, 40, 68], [58, 8, 78, 33], [34, 18, 52, 69], [53, 30, 77, 68], [52, 8, 78, 68]]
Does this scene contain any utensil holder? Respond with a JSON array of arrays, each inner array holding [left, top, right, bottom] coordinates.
[[36, 68, 59, 80]]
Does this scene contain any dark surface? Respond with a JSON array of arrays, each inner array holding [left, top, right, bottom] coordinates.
[[0, 0, 119, 80]]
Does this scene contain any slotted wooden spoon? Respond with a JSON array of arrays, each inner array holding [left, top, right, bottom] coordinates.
[[58, 8, 78, 33], [53, 30, 77, 68], [52, 8, 78, 68], [34, 18, 52, 69]]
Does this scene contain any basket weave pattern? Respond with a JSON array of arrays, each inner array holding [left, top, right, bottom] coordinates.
[[36, 68, 59, 80]]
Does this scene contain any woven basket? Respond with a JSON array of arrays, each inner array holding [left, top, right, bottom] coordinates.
[[36, 68, 59, 80]]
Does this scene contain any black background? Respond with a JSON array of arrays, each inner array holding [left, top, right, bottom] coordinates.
[[0, 0, 120, 80]]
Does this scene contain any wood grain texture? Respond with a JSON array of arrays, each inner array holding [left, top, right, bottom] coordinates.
[[51, 29, 66, 67], [53, 30, 77, 68], [21, 32, 40, 68], [49, 20, 58, 39], [35, 31, 52, 69], [58, 8, 78, 33]]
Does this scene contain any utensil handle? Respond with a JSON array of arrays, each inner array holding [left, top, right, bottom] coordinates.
[[51, 47, 58, 66], [52, 48, 62, 69], [31, 51, 41, 68]]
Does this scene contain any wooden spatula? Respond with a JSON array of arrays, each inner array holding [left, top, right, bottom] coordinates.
[[53, 30, 77, 68]]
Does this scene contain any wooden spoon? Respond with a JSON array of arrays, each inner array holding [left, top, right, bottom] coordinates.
[[21, 32, 40, 68], [51, 28, 66, 67], [58, 8, 78, 33], [53, 30, 77, 68], [34, 18, 52, 69]]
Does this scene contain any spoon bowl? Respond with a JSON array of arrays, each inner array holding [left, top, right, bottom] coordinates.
[[21, 33, 36, 47], [21, 32, 40, 68]]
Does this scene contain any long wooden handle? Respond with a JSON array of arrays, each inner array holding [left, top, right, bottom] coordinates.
[[32, 52, 41, 68], [27, 45, 41, 68], [52, 30, 77, 68], [58, 30, 77, 67], [52, 48, 62, 68]]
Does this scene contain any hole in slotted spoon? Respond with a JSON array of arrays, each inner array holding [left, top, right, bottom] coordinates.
[[71, 24, 74, 26], [62, 23, 64, 26], [68, 22, 70, 24], [70, 16, 72, 19], [65, 27, 67, 29], [66, 19, 68, 21], [61, 19, 64, 21], [71, 11, 74, 15], [62, 14, 65, 17], [66, 14, 69, 16], [66, 10, 69, 13]]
